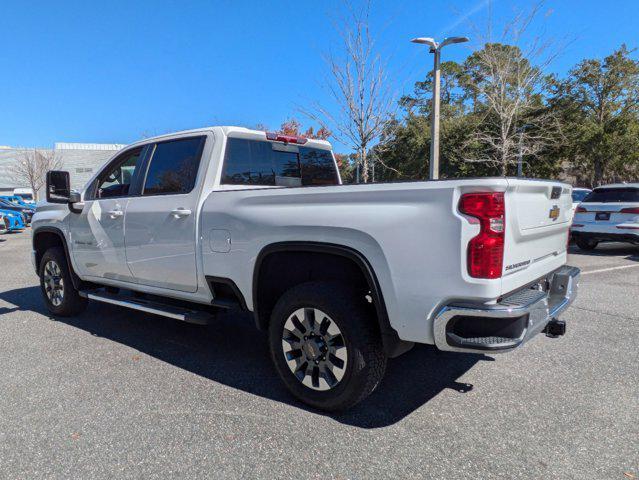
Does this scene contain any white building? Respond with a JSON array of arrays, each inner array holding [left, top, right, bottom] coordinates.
[[0, 142, 126, 198]]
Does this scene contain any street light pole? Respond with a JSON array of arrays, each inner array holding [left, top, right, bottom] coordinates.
[[430, 47, 441, 180], [411, 36, 469, 180]]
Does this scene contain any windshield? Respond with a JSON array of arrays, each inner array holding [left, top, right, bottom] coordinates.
[[582, 187, 639, 203], [17, 194, 33, 201], [571, 190, 590, 202]]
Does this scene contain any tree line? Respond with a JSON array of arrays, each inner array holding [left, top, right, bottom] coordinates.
[[281, 2, 639, 188], [370, 44, 639, 187]]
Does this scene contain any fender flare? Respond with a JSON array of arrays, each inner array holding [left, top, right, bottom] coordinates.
[[252, 241, 413, 358], [32, 226, 82, 290]]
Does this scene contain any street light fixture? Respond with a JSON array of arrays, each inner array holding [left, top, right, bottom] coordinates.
[[412, 36, 469, 180]]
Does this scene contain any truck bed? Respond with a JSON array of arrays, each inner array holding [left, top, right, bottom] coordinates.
[[200, 177, 572, 344]]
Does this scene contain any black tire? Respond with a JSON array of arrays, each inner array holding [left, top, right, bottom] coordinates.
[[575, 237, 598, 251], [39, 247, 88, 316], [268, 281, 386, 411]]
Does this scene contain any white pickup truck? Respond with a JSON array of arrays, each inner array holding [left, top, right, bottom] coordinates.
[[32, 126, 579, 411]]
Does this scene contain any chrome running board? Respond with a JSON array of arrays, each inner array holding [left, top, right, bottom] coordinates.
[[79, 290, 214, 325]]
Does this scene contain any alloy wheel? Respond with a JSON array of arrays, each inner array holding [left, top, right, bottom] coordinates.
[[281, 308, 348, 391], [43, 260, 64, 307]]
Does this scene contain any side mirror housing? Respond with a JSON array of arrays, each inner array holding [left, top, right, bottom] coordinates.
[[69, 191, 82, 203], [46, 171, 71, 203]]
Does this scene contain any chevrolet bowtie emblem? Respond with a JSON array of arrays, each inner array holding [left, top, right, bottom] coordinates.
[[549, 205, 560, 221]]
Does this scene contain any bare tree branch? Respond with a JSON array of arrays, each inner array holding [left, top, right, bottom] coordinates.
[[299, 0, 396, 183], [9, 149, 63, 201], [462, 1, 568, 174]]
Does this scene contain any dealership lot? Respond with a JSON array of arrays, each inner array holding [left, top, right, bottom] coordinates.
[[0, 232, 637, 479]]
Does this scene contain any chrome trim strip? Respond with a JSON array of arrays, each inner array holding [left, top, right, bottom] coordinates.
[[433, 266, 580, 354]]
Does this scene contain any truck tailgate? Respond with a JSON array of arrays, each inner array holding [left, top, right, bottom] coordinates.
[[501, 179, 572, 294]]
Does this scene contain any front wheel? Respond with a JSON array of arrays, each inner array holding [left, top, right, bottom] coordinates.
[[268, 281, 386, 411], [39, 247, 88, 316]]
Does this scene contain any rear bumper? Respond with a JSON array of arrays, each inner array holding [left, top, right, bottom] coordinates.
[[433, 265, 580, 354], [571, 230, 639, 244]]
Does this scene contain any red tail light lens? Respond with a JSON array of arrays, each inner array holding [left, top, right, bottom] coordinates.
[[620, 207, 639, 214], [459, 192, 505, 279], [575, 206, 588, 213]]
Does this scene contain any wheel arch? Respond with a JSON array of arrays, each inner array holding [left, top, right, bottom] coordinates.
[[252, 241, 412, 357], [32, 227, 82, 289]]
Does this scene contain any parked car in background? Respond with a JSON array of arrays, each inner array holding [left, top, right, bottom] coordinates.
[[13, 188, 34, 203], [0, 213, 8, 234], [0, 199, 34, 225], [571, 183, 639, 250], [571, 187, 591, 219], [0, 195, 34, 208], [0, 208, 26, 232], [17, 196, 36, 207]]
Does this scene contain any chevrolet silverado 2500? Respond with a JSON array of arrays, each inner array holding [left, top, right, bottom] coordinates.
[[32, 126, 580, 411]]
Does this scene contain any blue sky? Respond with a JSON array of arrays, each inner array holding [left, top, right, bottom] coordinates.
[[0, 0, 637, 150]]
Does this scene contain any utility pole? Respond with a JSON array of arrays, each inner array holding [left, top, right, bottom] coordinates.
[[411, 36, 469, 180]]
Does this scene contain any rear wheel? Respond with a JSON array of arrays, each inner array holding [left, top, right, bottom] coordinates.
[[575, 237, 598, 251], [268, 281, 386, 411], [39, 247, 88, 316]]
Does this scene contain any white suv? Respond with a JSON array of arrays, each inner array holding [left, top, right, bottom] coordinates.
[[571, 187, 591, 219], [571, 183, 639, 250]]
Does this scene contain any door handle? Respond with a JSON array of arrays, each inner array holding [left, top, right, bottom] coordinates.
[[171, 208, 192, 218], [107, 209, 123, 218]]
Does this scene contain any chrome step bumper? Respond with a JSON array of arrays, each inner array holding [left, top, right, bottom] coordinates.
[[433, 265, 580, 354]]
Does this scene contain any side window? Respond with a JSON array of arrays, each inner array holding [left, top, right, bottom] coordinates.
[[95, 148, 143, 199], [221, 138, 301, 186], [142, 136, 205, 196], [299, 147, 339, 186]]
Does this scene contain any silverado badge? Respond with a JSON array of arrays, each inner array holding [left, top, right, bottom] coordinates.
[[549, 205, 560, 221]]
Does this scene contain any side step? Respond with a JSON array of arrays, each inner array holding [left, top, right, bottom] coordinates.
[[79, 290, 214, 325]]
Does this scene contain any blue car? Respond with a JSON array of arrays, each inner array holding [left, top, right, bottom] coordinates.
[[0, 195, 34, 208], [0, 199, 33, 224], [0, 209, 26, 232]]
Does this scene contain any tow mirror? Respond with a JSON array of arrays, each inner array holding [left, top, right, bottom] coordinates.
[[46, 171, 71, 204]]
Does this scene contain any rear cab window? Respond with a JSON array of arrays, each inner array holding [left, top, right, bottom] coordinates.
[[221, 138, 339, 187], [142, 136, 206, 196], [582, 188, 639, 203]]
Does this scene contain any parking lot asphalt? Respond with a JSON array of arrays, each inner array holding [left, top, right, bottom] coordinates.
[[0, 232, 637, 479]]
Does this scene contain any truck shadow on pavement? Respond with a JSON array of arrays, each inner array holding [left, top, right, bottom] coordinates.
[[0, 285, 489, 429]]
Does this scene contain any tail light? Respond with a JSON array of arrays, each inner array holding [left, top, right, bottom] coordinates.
[[620, 207, 639, 214], [459, 192, 505, 279], [575, 206, 588, 213], [266, 132, 308, 144]]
